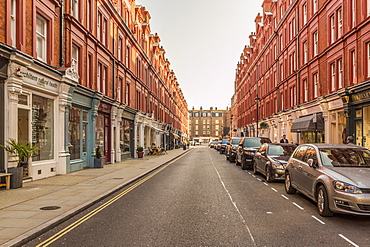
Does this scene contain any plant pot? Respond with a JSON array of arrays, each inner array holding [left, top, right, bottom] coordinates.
[[8, 167, 23, 189], [94, 158, 105, 168], [137, 151, 144, 158]]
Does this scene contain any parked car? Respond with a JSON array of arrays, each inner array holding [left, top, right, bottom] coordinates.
[[226, 137, 242, 162], [285, 143, 370, 216], [253, 143, 297, 182], [236, 137, 272, 170], [219, 139, 229, 154]]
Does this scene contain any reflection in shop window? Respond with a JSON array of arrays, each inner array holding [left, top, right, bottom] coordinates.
[[120, 120, 131, 153], [32, 95, 54, 161], [96, 114, 104, 155], [69, 108, 80, 160]]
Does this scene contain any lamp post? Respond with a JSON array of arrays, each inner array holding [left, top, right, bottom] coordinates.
[[254, 97, 260, 137], [230, 115, 233, 137]]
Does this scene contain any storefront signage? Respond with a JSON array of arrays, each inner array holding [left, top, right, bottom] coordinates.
[[23, 71, 59, 92], [351, 91, 370, 102]]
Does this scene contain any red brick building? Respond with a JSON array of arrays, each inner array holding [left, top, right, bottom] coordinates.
[[233, 0, 370, 148], [0, 0, 188, 180]]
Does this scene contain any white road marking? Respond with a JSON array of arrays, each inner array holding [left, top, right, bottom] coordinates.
[[266, 212, 273, 214], [271, 188, 278, 192], [252, 175, 256, 178], [209, 155, 256, 246], [256, 178, 262, 181], [263, 182, 269, 186], [338, 234, 359, 247], [281, 195, 289, 200], [293, 202, 304, 210], [311, 215, 325, 225]]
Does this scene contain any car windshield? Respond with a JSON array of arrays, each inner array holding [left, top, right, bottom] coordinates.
[[244, 138, 270, 148], [221, 139, 228, 144], [319, 148, 370, 167], [268, 145, 295, 156], [232, 138, 241, 144]]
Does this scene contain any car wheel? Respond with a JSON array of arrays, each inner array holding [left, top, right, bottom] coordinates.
[[265, 167, 273, 183], [253, 162, 259, 175], [285, 172, 296, 194], [317, 185, 334, 217]]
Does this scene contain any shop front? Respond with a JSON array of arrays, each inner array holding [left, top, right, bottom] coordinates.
[[96, 102, 112, 164], [120, 107, 135, 161], [67, 87, 96, 173], [339, 82, 370, 149], [3, 54, 73, 180], [290, 113, 325, 143]]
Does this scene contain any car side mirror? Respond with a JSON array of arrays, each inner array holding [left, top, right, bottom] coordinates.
[[307, 159, 318, 168]]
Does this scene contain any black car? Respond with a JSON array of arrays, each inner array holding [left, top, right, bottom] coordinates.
[[219, 139, 229, 154], [253, 143, 297, 182], [236, 137, 272, 170], [226, 137, 242, 162]]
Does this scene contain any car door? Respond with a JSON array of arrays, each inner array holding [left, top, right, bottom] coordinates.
[[289, 145, 308, 190], [255, 145, 267, 174], [299, 147, 320, 197]]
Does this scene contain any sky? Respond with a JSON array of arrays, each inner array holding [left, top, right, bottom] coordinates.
[[137, 0, 264, 110]]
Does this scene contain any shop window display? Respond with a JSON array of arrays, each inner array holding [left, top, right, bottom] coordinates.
[[68, 108, 81, 160], [120, 120, 131, 154], [32, 95, 54, 161]]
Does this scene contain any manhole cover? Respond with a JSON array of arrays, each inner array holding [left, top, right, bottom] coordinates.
[[40, 206, 61, 210]]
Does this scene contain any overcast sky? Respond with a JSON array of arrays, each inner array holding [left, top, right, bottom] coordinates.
[[137, 0, 263, 110]]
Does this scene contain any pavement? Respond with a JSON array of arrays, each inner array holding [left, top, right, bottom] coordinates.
[[0, 147, 193, 247]]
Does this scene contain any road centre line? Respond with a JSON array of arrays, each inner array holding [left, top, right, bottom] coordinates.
[[311, 215, 325, 225], [209, 155, 256, 246], [293, 202, 304, 210], [281, 194, 289, 200], [271, 188, 278, 192], [338, 234, 359, 247]]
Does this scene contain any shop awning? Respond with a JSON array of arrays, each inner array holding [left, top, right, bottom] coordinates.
[[291, 114, 324, 132]]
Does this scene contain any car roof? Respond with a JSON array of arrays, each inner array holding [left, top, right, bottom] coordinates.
[[298, 143, 367, 149], [265, 143, 297, 146]]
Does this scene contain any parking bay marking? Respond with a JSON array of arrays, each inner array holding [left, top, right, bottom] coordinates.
[[338, 234, 359, 247], [311, 215, 325, 225], [271, 188, 278, 192], [281, 194, 289, 200], [293, 202, 304, 210]]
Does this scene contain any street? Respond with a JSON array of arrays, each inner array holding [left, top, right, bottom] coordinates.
[[25, 146, 370, 247]]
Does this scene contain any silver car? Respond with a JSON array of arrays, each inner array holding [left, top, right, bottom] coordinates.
[[285, 143, 370, 216]]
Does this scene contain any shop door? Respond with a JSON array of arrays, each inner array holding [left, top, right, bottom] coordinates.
[[356, 120, 363, 146], [69, 109, 88, 172], [18, 108, 29, 177], [104, 114, 111, 163]]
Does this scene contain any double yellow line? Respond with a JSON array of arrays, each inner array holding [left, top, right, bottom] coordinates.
[[36, 162, 173, 247]]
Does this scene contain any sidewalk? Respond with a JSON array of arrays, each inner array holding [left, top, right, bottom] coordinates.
[[0, 147, 193, 247]]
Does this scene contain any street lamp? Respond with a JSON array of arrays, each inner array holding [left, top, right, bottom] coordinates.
[[254, 97, 260, 137], [230, 115, 233, 137]]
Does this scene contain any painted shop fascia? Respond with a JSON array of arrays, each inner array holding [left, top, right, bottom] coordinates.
[[3, 48, 74, 180]]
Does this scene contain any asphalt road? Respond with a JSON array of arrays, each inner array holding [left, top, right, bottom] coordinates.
[[25, 146, 370, 247]]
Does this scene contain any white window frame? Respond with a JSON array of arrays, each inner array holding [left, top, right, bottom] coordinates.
[[338, 59, 343, 89], [36, 15, 47, 61], [304, 41, 308, 64], [330, 15, 335, 43], [368, 0, 370, 16], [10, 0, 16, 47], [314, 73, 319, 98], [352, 0, 356, 27], [72, 0, 79, 19], [118, 37, 122, 61], [97, 12, 101, 41], [72, 44, 79, 75], [303, 3, 307, 25], [331, 63, 336, 91], [338, 8, 342, 38], [314, 0, 318, 13], [313, 31, 318, 56], [304, 79, 309, 102], [97, 63, 101, 91], [352, 50, 356, 83]]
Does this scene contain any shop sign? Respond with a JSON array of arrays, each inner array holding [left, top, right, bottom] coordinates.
[[351, 91, 370, 102], [23, 71, 59, 92]]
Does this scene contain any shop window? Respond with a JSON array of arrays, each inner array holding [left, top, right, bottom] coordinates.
[[96, 114, 105, 156], [68, 108, 80, 160], [32, 95, 54, 161]]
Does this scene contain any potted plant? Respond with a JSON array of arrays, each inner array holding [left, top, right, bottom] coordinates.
[[94, 146, 105, 168], [136, 146, 144, 158], [0, 139, 38, 188]]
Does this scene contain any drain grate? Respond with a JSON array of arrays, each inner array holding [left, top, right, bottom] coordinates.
[[40, 206, 61, 210]]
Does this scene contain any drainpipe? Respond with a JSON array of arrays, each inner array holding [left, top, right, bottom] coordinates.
[[60, 0, 65, 67]]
